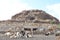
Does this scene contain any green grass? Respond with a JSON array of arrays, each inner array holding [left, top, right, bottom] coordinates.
[[57, 24, 60, 28]]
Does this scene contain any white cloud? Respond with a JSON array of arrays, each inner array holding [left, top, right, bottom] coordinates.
[[0, 0, 32, 20], [46, 3, 60, 21]]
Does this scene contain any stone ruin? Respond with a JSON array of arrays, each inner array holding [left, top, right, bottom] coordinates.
[[0, 9, 60, 38]]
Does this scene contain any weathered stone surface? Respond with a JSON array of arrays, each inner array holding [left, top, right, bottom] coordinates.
[[12, 10, 59, 24], [0, 20, 23, 31], [0, 9, 59, 32]]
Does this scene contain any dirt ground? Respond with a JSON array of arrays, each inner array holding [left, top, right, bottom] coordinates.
[[56, 36, 60, 40], [0, 34, 56, 40]]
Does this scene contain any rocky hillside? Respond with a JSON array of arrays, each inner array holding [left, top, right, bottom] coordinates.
[[0, 20, 23, 31], [12, 10, 59, 24]]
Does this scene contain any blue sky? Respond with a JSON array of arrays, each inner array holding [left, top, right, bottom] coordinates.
[[0, 0, 60, 21], [21, 0, 60, 9]]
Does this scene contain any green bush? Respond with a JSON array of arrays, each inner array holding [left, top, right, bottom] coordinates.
[[50, 20, 55, 24]]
